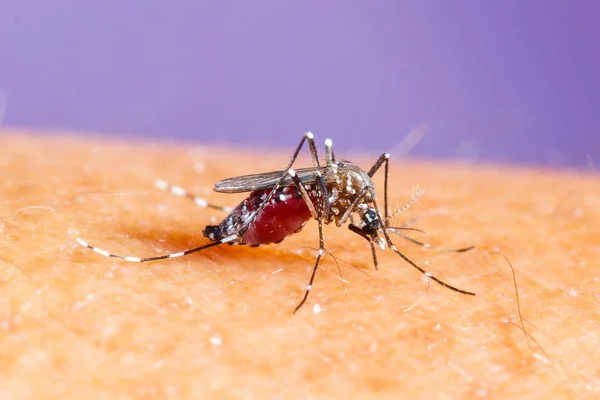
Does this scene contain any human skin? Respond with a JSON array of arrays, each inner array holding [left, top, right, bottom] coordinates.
[[0, 131, 599, 399]]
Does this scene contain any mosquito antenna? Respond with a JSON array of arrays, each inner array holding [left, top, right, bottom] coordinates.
[[386, 226, 426, 234], [76, 236, 230, 263], [385, 185, 425, 223]]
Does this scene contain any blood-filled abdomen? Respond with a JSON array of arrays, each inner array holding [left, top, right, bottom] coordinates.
[[203, 186, 314, 246], [241, 188, 312, 245]]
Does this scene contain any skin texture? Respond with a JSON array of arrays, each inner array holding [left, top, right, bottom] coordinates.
[[1, 131, 599, 399]]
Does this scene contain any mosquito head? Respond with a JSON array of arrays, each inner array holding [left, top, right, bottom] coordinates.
[[325, 160, 377, 224], [356, 206, 386, 250], [360, 207, 380, 233]]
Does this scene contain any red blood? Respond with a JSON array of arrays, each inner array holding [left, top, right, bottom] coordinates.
[[241, 188, 313, 246]]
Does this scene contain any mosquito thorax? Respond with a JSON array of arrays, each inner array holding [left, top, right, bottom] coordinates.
[[325, 160, 375, 224]]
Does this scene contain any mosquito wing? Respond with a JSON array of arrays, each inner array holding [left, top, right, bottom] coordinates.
[[214, 166, 330, 193]]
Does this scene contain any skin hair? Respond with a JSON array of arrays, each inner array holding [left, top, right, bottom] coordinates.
[[1, 131, 599, 398]]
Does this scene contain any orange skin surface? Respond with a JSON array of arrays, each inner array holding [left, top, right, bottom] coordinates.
[[1, 130, 599, 399]]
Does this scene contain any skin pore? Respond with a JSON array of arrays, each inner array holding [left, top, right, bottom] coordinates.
[[1, 131, 599, 398]]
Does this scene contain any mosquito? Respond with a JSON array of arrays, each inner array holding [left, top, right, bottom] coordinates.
[[76, 132, 475, 313]]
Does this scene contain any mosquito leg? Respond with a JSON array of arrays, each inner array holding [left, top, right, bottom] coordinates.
[[294, 189, 327, 313], [348, 224, 379, 270], [367, 153, 390, 221], [154, 180, 233, 212], [307, 137, 320, 167], [75, 234, 237, 263], [236, 132, 321, 238], [370, 155, 473, 252], [314, 171, 331, 222], [336, 186, 369, 226], [371, 198, 475, 296], [266, 166, 332, 312], [367, 153, 389, 177], [324, 138, 335, 165], [277, 167, 327, 219], [79, 133, 322, 265], [77, 182, 239, 262], [287, 170, 319, 219]]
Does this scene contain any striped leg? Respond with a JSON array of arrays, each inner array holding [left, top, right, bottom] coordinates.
[[154, 180, 233, 213], [76, 132, 321, 265], [234, 132, 322, 239], [75, 180, 237, 262], [292, 170, 327, 313], [75, 234, 238, 263], [371, 197, 475, 296]]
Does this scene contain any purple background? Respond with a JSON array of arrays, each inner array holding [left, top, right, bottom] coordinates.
[[1, 1, 599, 166]]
